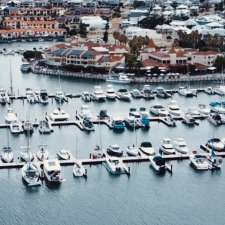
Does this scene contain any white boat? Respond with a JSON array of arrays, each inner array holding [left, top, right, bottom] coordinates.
[[81, 92, 92, 102], [204, 86, 214, 95], [39, 89, 49, 104], [43, 159, 62, 183], [104, 158, 130, 175], [163, 116, 176, 127], [81, 118, 95, 131], [1, 146, 13, 163], [190, 155, 211, 170], [126, 145, 140, 156], [141, 85, 155, 100], [206, 138, 224, 151], [198, 104, 210, 116], [131, 89, 143, 98], [150, 104, 169, 116], [106, 85, 116, 100], [210, 104, 225, 114], [22, 162, 41, 186], [92, 86, 106, 102], [5, 108, 18, 123], [187, 107, 202, 118], [182, 113, 196, 126], [156, 87, 171, 99], [173, 138, 189, 154], [149, 155, 166, 173], [55, 90, 66, 103], [36, 145, 49, 161], [208, 113, 222, 126], [39, 120, 53, 134], [0, 88, 10, 104], [91, 145, 105, 159], [139, 142, 155, 155], [73, 160, 87, 177], [107, 144, 123, 157], [214, 85, 225, 96], [79, 105, 93, 120], [168, 100, 183, 117], [49, 108, 70, 121], [117, 89, 131, 101], [10, 121, 23, 134], [178, 86, 196, 97], [57, 149, 71, 160], [106, 73, 131, 84], [26, 88, 37, 103], [20, 149, 34, 162], [23, 120, 34, 135], [159, 138, 176, 155]]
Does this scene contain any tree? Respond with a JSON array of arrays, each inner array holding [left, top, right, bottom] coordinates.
[[214, 56, 225, 72], [23, 51, 42, 61], [103, 30, 108, 43]]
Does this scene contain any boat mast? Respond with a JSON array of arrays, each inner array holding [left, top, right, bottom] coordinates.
[[9, 59, 13, 96]]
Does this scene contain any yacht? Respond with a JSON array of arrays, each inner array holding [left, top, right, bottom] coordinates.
[[214, 85, 225, 96], [106, 73, 131, 84], [79, 105, 93, 120], [182, 113, 196, 126], [159, 138, 176, 155], [149, 155, 166, 174], [139, 142, 155, 155], [92, 86, 106, 102], [156, 87, 171, 99], [107, 144, 123, 157], [55, 90, 66, 103], [39, 120, 53, 134], [1, 146, 13, 163], [23, 121, 34, 135], [91, 145, 105, 159], [36, 145, 49, 161], [105, 85, 117, 100], [39, 89, 49, 104], [73, 160, 87, 177], [208, 113, 222, 126], [210, 102, 225, 114], [206, 138, 224, 151], [104, 158, 130, 175], [81, 118, 95, 131], [49, 108, 70, 121], [190, 154, 211, 170], [5, 108, 18, 123], [163, 116, 176, 127], [0, 89, 10, 105], [43, 159, 62, 183], [198, 104, 210, 116], [168, 100, 183, 117], [126, 145, 140, 156], [204, 86, 214, 95], [117, 89, 131, 101], [178, 86, 196, 97], [20, 149, 34, 162], [111, 119, 125, 132], [129, 108, 140, 117], [26, 88, 37, 104], [187, 107, 202, 118], [22, 162, 41, 186], [150, 104, 169, 117], [131, 89, 143, 98], [141, 85, 155, 100], [10, 121, 23, 134], [139, 107, 150, 128], [124, 116, 140, 129], [20, 63, 31, 73], [57, 149, 71, 160], [173, 138, 189, 154], [81, 92, 92, 102]]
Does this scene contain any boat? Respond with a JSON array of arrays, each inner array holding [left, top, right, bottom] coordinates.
[[0, 88, 10, 105], [55, 90, 66, 103], [73, 160, 87, 177], [92, 86, 106, 102], [105, 85, 116, 100], [168, 100, 183, 117], [98, 110, 110, 120], [163, 115, 176, 127], [159, 138, 176, 155], [173, 138, 189, 154], [187, 107, 202, 118], [20, 148, 34, 162], [39, 120, 53, 134], [141, 85, 155, 100], [39, 89, 49, 104], [190, 154, 211, 170], [5, 108, 18, 123], [1, 146, 13, 163], [111, 119, 125, 132], [104, 157, 130, 175], [156, 87, 171, 99], [150, 104, 169, 117], [214, 85, 225, 96], [10, 121, 23, 134], [82, 117, 95, 131], [23, 120, 34, 135], [106, 73, 131, 84], [79, 105, 93, 120], [206, 138, 224, 151], [57, 149, 71, 160], [124, 116, 140, 129], [182, 113, 196, 126], [36, 145, 49, 161], [210, 102, 225, 114], [81, 92, 92, 102], [43, 159, 63, 183], [208, 113, 222, 126], [178, 86, 196, 97], [117, 89, 131, 101], [139, 107, 150, 128], [22, 162, 41, 186], [208, 150, 223, 170], [139, 142, 155, 155], [149, 155, 166, 174], [129, 108, 140, 117], [20, 63, 31, 73], [26, 88, 37, 104], [126, 145, 139, 156], [204, 86, 214, 95], [107, 144, 123, 157], [91, 145, 105, 159], [49, 108, 70, 121], [198, 104, 210, 116], [131, 89, 143, 98]]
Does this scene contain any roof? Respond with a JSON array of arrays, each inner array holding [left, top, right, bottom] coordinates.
[[149, 51, 170, 58], [147, 39, 156, 48], [192, 51, 221, 56]]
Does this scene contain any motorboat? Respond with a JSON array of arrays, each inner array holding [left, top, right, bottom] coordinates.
[[10, 121, 23, 134], [107, 144, 123, 157], [49, 108, 70, 121], [156, 87, 171, 99], [178, 86, 196, 97], [91, 145, 105, 159], [173, 138, 189, 154], [190, 154, 211, 170], [22, 162, 41, 186], [117, 89, 131, 101], [73, 160, 87, 177], [210, 102, 225, 114], [1, 146, 13, 163], [163, 115, 176, 127], [198, 104, 210, 116], [39, 120, 53, 134], [129, 108, 140, 117], [92, 86, 106, 102], [206, 138, 224, 151], [208, 113, 222, 126], [43, 159, 62, 183], [150, 104, 169, 117], [208, 150, 223, 170], [79, 105, 93, 120], [5, 108, 18, 123], [0, 89, 10, 105], [204, 86, 214, 95], [111, 119, 125, 132], [214, 85, 225, 96], [57, 149, 71, 160], [168, 100, 183, 117], [36, 145, 49, 161], [187, 107, 202, 118], [105, 85, 116, 100], [141, 85, 155, 100], [126, 145, 140, 156], [104, 158, 130, 175], [159, 138, 176, 155], [81, 92, 92, 102], [20, 63, 31, 73], [55, 90, 66, 103], [20, 149, 34, 162], [82, 117, 95, 131], [131, 89, 143, 98], [26, 88, 37, 104], [23, 121, 34, 135], [139, 142, 155, 155], [39, 89, 49, 104], [182, 113, 196, 126], [124, 116, 140, 129], [98, 110, 110, 120], [149, 155, 166, 174], [106, 73, 131, 84], [139, 107, 150, 128]]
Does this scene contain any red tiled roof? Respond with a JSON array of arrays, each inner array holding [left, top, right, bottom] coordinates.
[[147, 39, 156, 48], [143, 59, 168, 68], [192, 51, 221, 56], [149, 51, 170, 58]]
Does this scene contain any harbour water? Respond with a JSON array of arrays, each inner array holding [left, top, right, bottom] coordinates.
[[0, 43, 225, 225]]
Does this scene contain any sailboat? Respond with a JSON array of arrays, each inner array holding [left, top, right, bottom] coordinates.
[[36, 145, 49, 161], [1, 129, 13, 163], [55, 74, 67, 103]]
